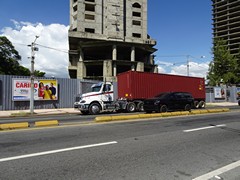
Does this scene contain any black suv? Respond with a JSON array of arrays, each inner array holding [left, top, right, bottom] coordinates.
[[143, 92, 194, 113]]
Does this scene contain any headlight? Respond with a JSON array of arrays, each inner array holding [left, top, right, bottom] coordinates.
[[80, 100, 86, 103], [154, 100, 160, 105]]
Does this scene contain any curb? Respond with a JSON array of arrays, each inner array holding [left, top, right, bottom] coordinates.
[[95, 108, 230, 123], [0, 122, 29, 130], [0, 120, 59, 131], [34, 120, 59, 127]]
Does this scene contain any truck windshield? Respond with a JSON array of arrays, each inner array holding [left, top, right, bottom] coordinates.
[[92, 86, 101, 92]]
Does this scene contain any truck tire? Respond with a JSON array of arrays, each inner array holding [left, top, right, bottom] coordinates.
[[198, 101, 205, 109], [159, 105, 168, 113], [184, 104, 191, 112], [89, 103, 101, 115], [194, 101, 199, 109], [126, 102, 136, 113], [81, 111, 89, 115], [137, 102, 144, 112]]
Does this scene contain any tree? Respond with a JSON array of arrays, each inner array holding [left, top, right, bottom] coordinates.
[[0, 36, 45, 77], [207, 38, 239, 86]]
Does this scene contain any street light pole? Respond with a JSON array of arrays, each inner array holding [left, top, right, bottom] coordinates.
[[29, 36, 39, 115], [187, 55, 190, 76]]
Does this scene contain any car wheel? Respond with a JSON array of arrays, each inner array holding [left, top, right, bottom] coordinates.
[[238, 100, 240, 106], [184, 104, 191, 111], [89, 103, 101, 115], [126, 102, 136, 113], [159, 105, 168, 113], [81, 111, 89, 115]]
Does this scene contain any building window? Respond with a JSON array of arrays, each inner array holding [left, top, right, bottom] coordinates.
[[85, 28, 95, 33], [73, 0, 77, 3], [132, 33, 141, 38], [73, 5, 77, 12], [132, 20, 141, 26], [85, 4, 95, 12], [132, 2, 141, 8], [85, 0, 95, 2], [85, 14, 95, 20], [133, 12, 141, 17]]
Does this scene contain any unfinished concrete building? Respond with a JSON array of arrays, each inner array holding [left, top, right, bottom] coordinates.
[[212, 0, 240, 56], [68, 0, 157, 81]]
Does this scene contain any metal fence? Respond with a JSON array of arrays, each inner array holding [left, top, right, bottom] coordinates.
[[0, 75, 99, 111]]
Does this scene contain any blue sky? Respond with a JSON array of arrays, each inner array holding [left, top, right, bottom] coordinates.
[[0, 0, 212, 78]]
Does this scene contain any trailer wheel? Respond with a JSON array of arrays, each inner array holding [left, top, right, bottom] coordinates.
[[159, 105, 168, 113], [198, 101, 205, 109], [126, 102, 136, 113], [89, 103, 101, 115], [81, 111, 89, 115], [137, 102, 144, 112], [184, 104, 191, 112], [194, 101, 199, 109]]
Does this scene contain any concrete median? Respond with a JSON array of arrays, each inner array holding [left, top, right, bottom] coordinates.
[[0, 122, 29, 130], [94, 108, 230, 123], [34, 120, 59, 127]]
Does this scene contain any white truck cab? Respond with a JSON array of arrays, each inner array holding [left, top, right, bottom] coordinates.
[[74, 82, 116, 115]]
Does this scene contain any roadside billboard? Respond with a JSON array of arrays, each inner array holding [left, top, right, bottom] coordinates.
[[236, 87, 240, 100], [12, 79, 58, 101], [214, 87, 225, 99]]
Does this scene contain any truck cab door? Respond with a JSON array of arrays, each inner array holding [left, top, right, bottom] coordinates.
[[101, 84, 113, 102]]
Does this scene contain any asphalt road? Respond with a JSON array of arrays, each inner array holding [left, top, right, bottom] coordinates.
[[0, 111, 240, 180]]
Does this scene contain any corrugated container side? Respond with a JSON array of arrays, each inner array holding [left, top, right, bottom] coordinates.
[[117, 71, 205, 100]]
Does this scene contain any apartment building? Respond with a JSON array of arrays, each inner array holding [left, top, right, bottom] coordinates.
[[68, 0, 157, 81], [212, 0, 240, 56]]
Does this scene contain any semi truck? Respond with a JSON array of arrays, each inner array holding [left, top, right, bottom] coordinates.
[[74, 71, 206, 115]]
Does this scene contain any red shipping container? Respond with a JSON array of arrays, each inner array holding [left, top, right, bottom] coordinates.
[[117, 71, 205, 100]]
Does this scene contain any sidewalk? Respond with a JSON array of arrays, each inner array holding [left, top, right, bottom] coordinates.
[[0, 102, 238, 118]]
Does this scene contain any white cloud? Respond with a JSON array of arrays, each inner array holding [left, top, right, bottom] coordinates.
[[155, 59, 209, 78], [1, 21, 69, 78]]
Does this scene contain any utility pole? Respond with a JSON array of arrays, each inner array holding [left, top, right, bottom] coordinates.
[[187, 55, 190, 76], [28, 36, 39, 115]]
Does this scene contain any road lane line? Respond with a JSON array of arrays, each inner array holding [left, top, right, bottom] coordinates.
[[192, 159, 240, 180], [0, 141, 117, 162], [183, 124, 226, 133]]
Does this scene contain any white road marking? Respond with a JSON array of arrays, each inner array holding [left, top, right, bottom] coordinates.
[[183, 124, 226, 133], [192, 159, 240, 180], [0, 141, 118, 162]]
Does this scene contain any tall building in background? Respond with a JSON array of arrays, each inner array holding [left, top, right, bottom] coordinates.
[[212, 0, 240, 56], [68, 0, 157, 81]]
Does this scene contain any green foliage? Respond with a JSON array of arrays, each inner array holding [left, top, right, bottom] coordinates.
[[0, 36, 45, 77], [207, 38, 239, 86]]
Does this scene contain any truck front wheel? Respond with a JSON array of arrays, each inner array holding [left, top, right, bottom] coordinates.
[[126, 102, 136, 113], [89, 103, 101, 115]]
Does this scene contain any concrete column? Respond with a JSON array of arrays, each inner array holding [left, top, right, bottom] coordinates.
[[112, 45, 117, 60], [136, 62, 144, 72], [113, 62, 117, 77], [79, 48, 84, 62], [112, 45, 117, 76], [153, 65, 158, 73], [131, 46, 135, 62], [131, 46, 135, 71], [103, 60, 113, 81], [77, 61, 86, 79]]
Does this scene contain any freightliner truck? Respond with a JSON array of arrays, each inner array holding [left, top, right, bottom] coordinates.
[[74, 71, 206, 115]]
